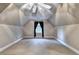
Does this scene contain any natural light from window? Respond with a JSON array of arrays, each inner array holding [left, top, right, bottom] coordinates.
[[36, 23, 42, 33]]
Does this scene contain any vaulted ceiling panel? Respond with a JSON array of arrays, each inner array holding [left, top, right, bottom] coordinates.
[[0, 3, 79, 27], [0, 3, 10, 13], [48, 3, 79, 26], [0, 4, 20, 26]]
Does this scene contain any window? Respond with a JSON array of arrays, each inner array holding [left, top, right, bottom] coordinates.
[[36, 23, 42, 33], [34, 21, 44, 38]]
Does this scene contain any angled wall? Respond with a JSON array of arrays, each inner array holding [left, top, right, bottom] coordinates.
[[23, 20, 57, 39], [57, 24, 79, 54], [0, 4, 23, 52], [0, 4, 20, 26]]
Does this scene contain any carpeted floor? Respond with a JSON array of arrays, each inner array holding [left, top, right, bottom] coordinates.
[[0, 39, 77, 55]]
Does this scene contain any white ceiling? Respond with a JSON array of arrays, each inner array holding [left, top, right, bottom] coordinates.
[[0, 3, 79, 26]]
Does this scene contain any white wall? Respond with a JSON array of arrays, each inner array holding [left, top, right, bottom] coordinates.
[[19, 9, 29, 26], [0, 4, 20, 26], [63, 24, 79, 50], [23, 20, 57, 39], [57, 24, 79, 54], [0, 4, 23, 52], [44, 20, 57, 39], [23, 21, 34, 38], [0, 24, 22, 49], [54, 4, 79, 26]]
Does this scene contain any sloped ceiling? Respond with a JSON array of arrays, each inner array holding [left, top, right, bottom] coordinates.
[[54, 3, 79, 26], [0, 4, 20, 26], [0, 3, 10, 13], [19, 3, 57, 20], [14, 3, 58, 26], [46, 3, 79, 26], [0, 3, 79, 26], [14, 3, 25, 9]]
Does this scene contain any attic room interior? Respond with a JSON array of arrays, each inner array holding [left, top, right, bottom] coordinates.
[[0, 3, 79, 55]]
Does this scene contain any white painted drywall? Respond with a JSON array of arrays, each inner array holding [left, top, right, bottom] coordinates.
[[0, 24, 22, 49], [0, 4, 20, 26], [57, 24, 79, 53], [23, 20, 57, 39]]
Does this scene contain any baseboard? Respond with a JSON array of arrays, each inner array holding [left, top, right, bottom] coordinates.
[[0, 38, 22, 52], [57, 39, 79, 54]]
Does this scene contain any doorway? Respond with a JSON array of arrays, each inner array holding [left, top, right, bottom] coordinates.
[[34, 21, 44, 38]]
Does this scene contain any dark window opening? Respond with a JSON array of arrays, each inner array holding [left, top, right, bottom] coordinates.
[[34, 21, 44, 38]]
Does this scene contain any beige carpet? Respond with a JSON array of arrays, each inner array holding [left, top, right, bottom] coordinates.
[[0, 39, 77, 55]]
